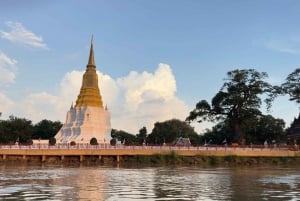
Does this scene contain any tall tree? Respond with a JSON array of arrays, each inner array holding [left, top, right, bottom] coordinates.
[[281, 68, 300, 104], [186, 69, 274, 144]]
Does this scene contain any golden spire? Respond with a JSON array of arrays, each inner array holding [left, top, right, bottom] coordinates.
[[87, 35, 95, 68], [75, 37, 104, 108]]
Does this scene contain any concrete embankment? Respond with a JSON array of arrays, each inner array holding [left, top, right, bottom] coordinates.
[[0, 146, 299, 165]]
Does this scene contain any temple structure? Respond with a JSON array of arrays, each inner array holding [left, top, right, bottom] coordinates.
[[287, 113, 300, 143], [55, 38, 111, 144]]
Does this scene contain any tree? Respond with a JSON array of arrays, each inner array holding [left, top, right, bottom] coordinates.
[[202, 115, 285, 145], [186, 69, 274, 144], [201, 120, 233, 145], [111, 129, 136, 145], [246, 115, 285, 144], [281, 68, 300, 104], [0, 115, 33, 144], [136, 126, 147, 144], [32, 119, 62, 140], [147, 119, 200, 145]]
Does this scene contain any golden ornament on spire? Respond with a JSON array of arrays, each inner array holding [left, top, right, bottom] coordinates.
[[75, 37, 104, 108], [87, 35, 95, 68]]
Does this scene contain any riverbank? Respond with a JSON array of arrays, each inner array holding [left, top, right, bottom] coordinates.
[[1, 152, 300, 167], [1, 145, 299, 166]]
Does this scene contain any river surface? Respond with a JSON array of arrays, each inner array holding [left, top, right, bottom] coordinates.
[[0, 164, 299, 200]]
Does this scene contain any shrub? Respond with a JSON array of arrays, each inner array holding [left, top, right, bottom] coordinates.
[[90, 137, 98, 145], [110, 138, 116, 146], [70, 141, 76, 146], [49, 137, 56, 145]]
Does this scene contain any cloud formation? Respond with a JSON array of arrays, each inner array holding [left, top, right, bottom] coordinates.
[[265, 38, 300, 55], [0, 92, 14, 116], [3, 63, 191, 134], [0, 50, 17, 85], [0, 21, 47, 49]]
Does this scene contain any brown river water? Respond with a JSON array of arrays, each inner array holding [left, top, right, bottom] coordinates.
[[0, 165, 299, 200]]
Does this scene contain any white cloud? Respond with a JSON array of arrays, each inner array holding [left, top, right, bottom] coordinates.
[[19, 92, 61, 121], [0, 50, 17, 85], [112, 64, 188, 133], [265, 38, 300, 55], [1, 63, 195, 134], [0, 21, 48, 49], [0, 92, 14, 116]]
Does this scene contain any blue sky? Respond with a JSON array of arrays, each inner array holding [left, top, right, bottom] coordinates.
[[0, 0, 300, 133]]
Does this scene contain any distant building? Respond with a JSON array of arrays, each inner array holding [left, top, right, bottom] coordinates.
[[174, 137, 191, 146], [32, 140, 49, 145], [287, 113, 300, 142], [55, 38, 111, 144]]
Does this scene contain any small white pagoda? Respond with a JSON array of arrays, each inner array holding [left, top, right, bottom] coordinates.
[[55, 38, 111, 144]]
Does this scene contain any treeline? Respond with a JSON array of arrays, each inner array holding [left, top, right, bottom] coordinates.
[[111, 119, 200, 146], [111, 117, 286, 146], [0, 115, 62, 145], [186, 68, 300, 145], [0, 115, 287, 146]]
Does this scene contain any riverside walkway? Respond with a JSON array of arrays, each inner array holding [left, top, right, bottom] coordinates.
[[0, 144, 299, 163]]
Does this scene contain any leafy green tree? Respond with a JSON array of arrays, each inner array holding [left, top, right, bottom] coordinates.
[[281, 68, 300, 104], [245, 115, 285, 144], [186, 69, 274, 144], [32, 119, 62, 140], [201, 120, 233, 145], [136, 126, 147, 144], [147, 119, 200, 145], [111, 129, 136, 145], [202, 115, 285, 145], [0, 115, 33, 144]]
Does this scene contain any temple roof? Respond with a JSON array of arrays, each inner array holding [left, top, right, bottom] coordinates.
[[287, 112, 300, 138]]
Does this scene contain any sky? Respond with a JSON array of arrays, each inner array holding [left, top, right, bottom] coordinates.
[[0, 0, 300, 134]]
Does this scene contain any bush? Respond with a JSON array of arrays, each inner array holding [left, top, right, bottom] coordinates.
[[110, 138, 116, 146], [49, 137, 56, 145], [90, 137, 98, 145], [70, 141, 76, 146]]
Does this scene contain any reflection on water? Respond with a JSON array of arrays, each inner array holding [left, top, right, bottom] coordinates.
[[0, 165, 300, 200]]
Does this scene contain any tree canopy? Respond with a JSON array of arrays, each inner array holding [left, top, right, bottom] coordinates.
[[111, 129, 137, 145], [0, 115, 33, 144], [281, 68, 300, 104], [147, 119, 200, 145], [0, 116, 62, 144], [186, 69, 275, 144], [32, 119, 62, 140], [201, 115, 285, 145], [136, 126, 147, 144]]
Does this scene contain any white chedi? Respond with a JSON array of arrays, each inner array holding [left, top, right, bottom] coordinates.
[[55, 105, 111, 144]]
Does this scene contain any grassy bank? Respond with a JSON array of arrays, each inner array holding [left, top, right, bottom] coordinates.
[[124, 152, 300, 167]]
